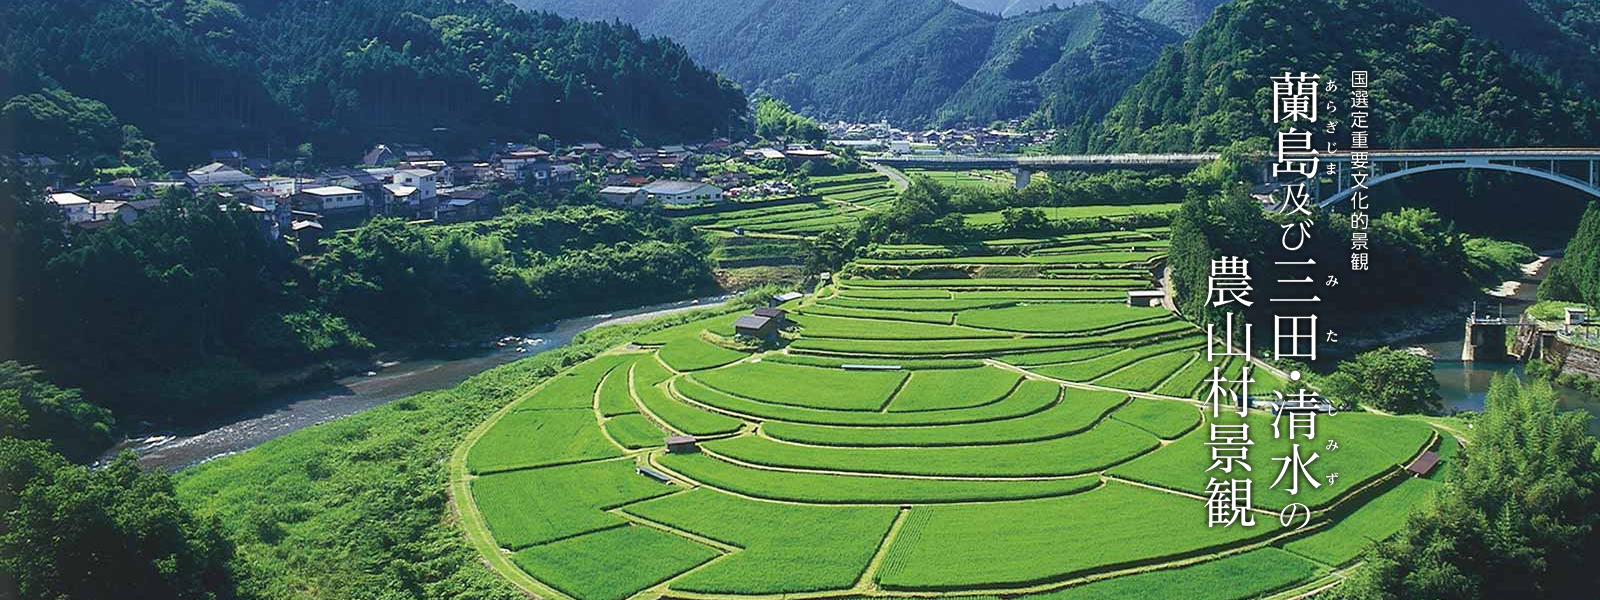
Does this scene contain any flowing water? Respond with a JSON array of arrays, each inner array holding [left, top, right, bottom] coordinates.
[[1404, 257, 1600, 432], [105, 295, 731, 471]]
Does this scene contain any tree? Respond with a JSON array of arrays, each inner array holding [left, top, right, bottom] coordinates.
[[1330, 376, 1600, 600], [0, 362, 114, 462], [753, 96, 825, 145], [1317, 348, 1443, 414], [999, 207, 1049, 236], [1540, 202, 1600, 306], [0, 439, 236, 599], [804, 225, 861, 274]]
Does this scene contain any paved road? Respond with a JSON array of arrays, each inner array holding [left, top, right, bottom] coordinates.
[[871, 162, 910, 190]]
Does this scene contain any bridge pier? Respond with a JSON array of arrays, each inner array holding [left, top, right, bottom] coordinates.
[[1011, 167, 1032, 190]]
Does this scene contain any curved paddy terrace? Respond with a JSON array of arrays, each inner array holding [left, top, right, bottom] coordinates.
[[451, 225, 1450, 600]]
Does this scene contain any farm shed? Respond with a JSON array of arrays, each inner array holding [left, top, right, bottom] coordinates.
[[1567, 307, 1587, 325], [636, 466, 674, 483], [773, 291, 804, 305], [1126, 290, 1165, 307], [665, 435, 699, 454], [734, 315, 780, 342], [752, 307, 789, 325], [1404, 451, 1441, 477]]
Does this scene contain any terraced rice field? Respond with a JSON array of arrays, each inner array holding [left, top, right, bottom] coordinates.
[[675, 172, 898, 237], [458, 215, 1447, 600], [964, 202, 1182, 226], [900, 167, 1016, 190]]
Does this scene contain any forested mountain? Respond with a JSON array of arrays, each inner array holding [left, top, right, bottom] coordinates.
[[0, 0, 745, 166], [939, 5, 1182, 127], [953, 0, 1229, 35], [1418, 0, 1600, 94], [510, 0, 1180, 128], [1076, 0, 1600, 152]]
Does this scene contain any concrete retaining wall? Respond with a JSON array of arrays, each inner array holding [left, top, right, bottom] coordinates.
[[1544, 338, 1600, 381]]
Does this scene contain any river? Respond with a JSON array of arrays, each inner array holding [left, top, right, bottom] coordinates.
[[1397, 256, 1600, 432], [108, 294, 731, 471]]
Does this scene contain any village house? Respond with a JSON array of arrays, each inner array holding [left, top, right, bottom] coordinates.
[[291, 220, 324, 253], [551, 163, 580, 185], [296, 186, 366, 215], [322, 168, 386, 214], [115, 199, 161, 225], [186, 163, 257, 189], [87, 177, 147, 201], [643, 180, 723, 205], [47, 192, 93, 224], [746, 148, 787, 162], [497, 147, 551, 172], [362, 144, 434, 166], [436, 189, 498, 222], [600, 185, 646, 206], [394, 169, 438, 204], [383, 183, 420, 214]]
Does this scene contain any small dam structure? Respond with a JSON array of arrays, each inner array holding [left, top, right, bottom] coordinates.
[[1462, 305, 1516, 362]]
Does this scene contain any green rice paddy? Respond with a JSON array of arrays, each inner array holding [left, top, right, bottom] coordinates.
[[458, 210, 1450, 600]]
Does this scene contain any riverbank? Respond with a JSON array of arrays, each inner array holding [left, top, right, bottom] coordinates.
[[106, 294, 732, 470], [173, 299, 750, 598]]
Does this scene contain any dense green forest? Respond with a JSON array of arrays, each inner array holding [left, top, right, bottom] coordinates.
[[1076, 0, 1600, 152], [938, 5, 1181, 128], [0, 0, 746, 166], [1, 439, 237, 599], [3, 170, 714, 425], [1539, 202, 1600, 307], [1417, 0, 1600, 95], [955, 0, 1228, 35], [1330, 376, 1600, 600], [510, 0, 1178, 128]]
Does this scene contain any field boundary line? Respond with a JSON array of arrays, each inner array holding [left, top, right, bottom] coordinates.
[[695, 441, 1106, 483], [1148, 350, 1203, 393], [649, 450, 1104, 508], [447, 354, 641, 600], [854, 508, 910, 592], [985, 359, 1198, 404], [609, 505, 743, 554], [594, 363, 632, 451], [761, 393, 1122, 451]]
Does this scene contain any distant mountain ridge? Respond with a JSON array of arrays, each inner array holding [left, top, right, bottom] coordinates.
[[1417, 0, 1600, 93], [510, 0, 1181, 128], [951, 0, 1229, 35], [0, 0, 746, 164], [1078, 0, 1600, 152]]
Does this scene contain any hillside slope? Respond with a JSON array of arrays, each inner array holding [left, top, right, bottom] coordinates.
[[1418, 0, 1600, 94], [940, 5, 1181, 127], [955, 0, 1227, 34], [1080, 0, 1600, 152], [512, 0, 1179, 128], [0, 0, 745, 164]]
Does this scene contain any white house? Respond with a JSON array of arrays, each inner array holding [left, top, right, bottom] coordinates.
[[394, 169, 437, 203], [186, 163, 257, 188], [383, 183, 419, 209], [643, 181, 723, 205], [47, 192, 93, 224], [298, 186, 366, 214]]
